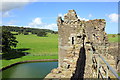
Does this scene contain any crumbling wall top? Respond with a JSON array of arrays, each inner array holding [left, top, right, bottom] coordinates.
[[64, 10, 78, 21]]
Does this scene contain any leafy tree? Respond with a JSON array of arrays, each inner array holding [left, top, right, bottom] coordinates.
[[2, 30, 18, 53], [37, 31, 47, 37], [23, 32, 29, 35], [18, 31, 22, 34], [54, 31, 58, 34]]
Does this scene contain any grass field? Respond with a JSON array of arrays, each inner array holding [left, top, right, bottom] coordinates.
[[15, 33, 58, 56], [119, 73, 120, 76], [108, 34, 120, 42]]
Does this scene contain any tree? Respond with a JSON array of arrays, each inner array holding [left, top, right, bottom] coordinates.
[[37, 31, 47, 37], [2, 30, 18, 53], [18, 31, 22, 34], [31, 30, 38, 34], [23, 32, 29, 35], [54, 31, 58, 34]]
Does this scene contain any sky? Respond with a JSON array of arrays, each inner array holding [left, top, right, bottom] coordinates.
[[1, 0, 119, 34]]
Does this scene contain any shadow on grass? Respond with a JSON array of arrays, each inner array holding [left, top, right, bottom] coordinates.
[[2, 48, 30, 60]]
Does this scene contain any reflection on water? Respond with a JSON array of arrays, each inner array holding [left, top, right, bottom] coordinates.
[[1, 62, 58, 78]]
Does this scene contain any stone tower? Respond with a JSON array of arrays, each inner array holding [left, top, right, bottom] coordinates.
[[58, 10, 108, 67], [45, 10, 109, 79]]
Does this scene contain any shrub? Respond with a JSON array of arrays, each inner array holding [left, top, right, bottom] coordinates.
[[37, 31, 47, 37], [112, 35, 116, 38], [23, 32, 29, 35]]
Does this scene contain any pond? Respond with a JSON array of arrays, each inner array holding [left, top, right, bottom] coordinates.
[[1, 62, 58, 79]]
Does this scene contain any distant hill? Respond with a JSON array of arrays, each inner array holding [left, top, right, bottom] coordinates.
[[1, 26, 58, 34]]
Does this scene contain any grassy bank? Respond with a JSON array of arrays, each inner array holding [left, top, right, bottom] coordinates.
[[1, 55, 58, 69]]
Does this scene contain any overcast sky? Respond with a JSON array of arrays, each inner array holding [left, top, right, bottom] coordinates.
[[1, 0, 119, 34]]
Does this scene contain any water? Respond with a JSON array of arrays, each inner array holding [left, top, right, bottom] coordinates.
[[1, 62, 58, 78]]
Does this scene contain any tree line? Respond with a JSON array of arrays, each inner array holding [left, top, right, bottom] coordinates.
[[2, 26, 58, 37]]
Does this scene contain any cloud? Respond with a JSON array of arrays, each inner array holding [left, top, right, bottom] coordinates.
[[0, 0, 38, 12], [28, 15, 90, 31], [2, 11, 11, 17], [78, 15, 89, 21], [88, 14, 92, 18], [7, 24, 18, 26], [29, 17, 42, 27], [28, 17, 58, 31], [108, 13, 119, 22], [1, 2, 28, 12], [44, 23, 58, 31]]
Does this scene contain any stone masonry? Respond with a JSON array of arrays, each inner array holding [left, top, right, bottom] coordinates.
[[45, 10, 113, 79]]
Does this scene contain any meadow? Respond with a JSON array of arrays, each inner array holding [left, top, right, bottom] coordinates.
[[108, 34, 120, 42], [15, 33, 58, 56]]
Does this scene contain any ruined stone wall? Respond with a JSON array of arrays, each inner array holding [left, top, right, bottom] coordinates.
[[57, 10, 82, 67], [45, 10, 110, 79], [58, 10, 108, 67]]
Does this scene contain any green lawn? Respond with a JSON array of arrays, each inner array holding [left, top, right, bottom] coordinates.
[[119, 73, 120, 76], [108, 34, 120, 42], [15, 33, 58, 55]]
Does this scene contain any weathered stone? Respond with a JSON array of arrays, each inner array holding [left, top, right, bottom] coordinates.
[[45, 9, 111, 79], [65, 53, 74, 57], [51, 68, 61, 74], [118, 61, 120, 73], [61, 71, 73, 77]]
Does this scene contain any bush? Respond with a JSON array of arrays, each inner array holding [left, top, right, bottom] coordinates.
[[13, 33, 19, 35], [23, 32, 29, 35], [37, 31, 47, 37], [112, 35, 116, 38], [18, 31, 22, 34]]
